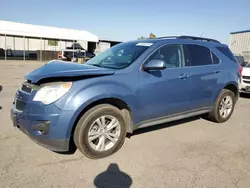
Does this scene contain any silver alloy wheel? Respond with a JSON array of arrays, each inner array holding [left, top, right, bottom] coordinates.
[[88, 115, 121, 152], [219, 95, 233, 118]]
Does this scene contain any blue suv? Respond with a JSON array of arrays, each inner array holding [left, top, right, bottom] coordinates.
[[11, 36, 240, 158]]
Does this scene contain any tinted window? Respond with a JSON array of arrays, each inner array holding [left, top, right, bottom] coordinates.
[[146, 45, 184, 68], [212, 52, 220, 64], [217, 47, 237, 63], [186, 44, 212, 66]]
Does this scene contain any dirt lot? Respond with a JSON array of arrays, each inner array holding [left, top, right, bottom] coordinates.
[[0, 61, 250, 188]]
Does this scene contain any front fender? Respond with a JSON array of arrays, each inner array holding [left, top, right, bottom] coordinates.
[[58, 82, 139, 138]]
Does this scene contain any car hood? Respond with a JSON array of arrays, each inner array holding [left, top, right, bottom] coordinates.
[[25, 60, 115, 83]]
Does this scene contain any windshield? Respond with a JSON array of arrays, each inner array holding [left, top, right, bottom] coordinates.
[[86, 42, 152, 69]]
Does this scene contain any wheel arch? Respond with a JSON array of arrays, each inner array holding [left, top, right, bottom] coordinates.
[[223, 82, 239, 101], [68, 97, 134, 142], [213, 82, 239, 104]]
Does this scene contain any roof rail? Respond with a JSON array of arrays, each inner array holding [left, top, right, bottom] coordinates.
[[156, 36, 179, 39], [156, 35, 220, 43], [178, 35, 220, 43]]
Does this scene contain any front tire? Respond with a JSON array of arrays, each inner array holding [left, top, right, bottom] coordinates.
[[74, 104, 127, 159], [209, 89, 236, 123]]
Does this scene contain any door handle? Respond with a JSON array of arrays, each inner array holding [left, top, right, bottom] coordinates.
[[178, 74, 189, 79], [214, 70, 222, 74]]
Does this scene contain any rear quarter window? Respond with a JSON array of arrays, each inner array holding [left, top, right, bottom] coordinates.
[[211, 52, 220, 64]]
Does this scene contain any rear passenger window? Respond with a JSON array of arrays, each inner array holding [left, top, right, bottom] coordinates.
[[216, 47, 237, 63], [211, 52, 220, 64], [186, 44, 212, 66]]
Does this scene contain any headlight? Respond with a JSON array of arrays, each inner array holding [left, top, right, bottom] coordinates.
[[33, 82, 72, 104]]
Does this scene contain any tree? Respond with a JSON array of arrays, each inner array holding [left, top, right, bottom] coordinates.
[[149, 33, 156, 39], [137, 33, 157, 40], [137, 36, 146, 40]]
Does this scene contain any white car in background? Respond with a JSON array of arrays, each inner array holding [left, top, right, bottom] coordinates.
[[240, 62, 250, 94]]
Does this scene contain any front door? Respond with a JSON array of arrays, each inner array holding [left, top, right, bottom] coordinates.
[[138, 44, 191, 123]]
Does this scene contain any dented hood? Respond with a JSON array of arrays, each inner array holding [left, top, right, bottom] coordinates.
[[25, 60, 115, 83]]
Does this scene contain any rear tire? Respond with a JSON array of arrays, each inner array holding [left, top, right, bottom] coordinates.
[[209, 89, 236, 123], [74, 104, 127, 159]]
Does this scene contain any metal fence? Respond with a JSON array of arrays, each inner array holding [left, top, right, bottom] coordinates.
[[0, 34, 88, 62]]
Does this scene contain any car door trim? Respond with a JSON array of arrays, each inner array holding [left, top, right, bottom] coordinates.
[[134, 107, 211, 130]]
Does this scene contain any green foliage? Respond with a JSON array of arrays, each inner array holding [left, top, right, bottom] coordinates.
[[137, 36, 146, 40], [137, 33, 157, 40], [48, 40, 58, 46], [149, 33, 156, 38]]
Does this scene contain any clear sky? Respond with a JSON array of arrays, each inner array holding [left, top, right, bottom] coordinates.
[[1, 0, 250, 44]]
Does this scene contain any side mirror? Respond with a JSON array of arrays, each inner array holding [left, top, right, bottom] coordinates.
[[143, 59, 166, 71]]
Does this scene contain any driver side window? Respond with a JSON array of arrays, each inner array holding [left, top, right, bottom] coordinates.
[[146, 44, 185, 68]]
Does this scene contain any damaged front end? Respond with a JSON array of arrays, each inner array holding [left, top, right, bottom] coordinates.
[[11, 60, 115, 152]]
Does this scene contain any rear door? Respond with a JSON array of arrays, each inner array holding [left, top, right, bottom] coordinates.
[[185, 44, 221, 110]]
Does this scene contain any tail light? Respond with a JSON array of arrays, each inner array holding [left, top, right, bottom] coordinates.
[[239, 66, 243, 77]]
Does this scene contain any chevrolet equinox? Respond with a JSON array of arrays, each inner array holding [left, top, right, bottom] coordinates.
[[11, 36, 240, 159]]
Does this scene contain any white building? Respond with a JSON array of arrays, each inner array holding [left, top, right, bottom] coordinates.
[[0, 20, 99, 61], [230, 30, 250, 61]]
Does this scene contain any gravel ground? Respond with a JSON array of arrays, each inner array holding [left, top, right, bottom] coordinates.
[[0, 61, 250, 188]]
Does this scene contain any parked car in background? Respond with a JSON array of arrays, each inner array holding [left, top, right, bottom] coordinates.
[[234, 54, 250, 67], [239, 63, 250, 94], [57, 42, 95, 62], [241, 61, 250, 67], [11, 36, 240, 159], [234, 54, 245, 66]]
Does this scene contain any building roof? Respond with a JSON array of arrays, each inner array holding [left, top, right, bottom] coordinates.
[[230, 30, 250, 35], [99, 38, 122, 43], [0, 20, 99, 42]]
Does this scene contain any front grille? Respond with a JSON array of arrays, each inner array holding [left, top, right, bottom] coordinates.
[[242, 76, 250, 80], [15, 100, 26, 111], [243, 80, 250, 84], [21, 83, 32, 93]]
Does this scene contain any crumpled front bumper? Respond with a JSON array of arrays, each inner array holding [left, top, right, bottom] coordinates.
[[11, 108, 70, 152]]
